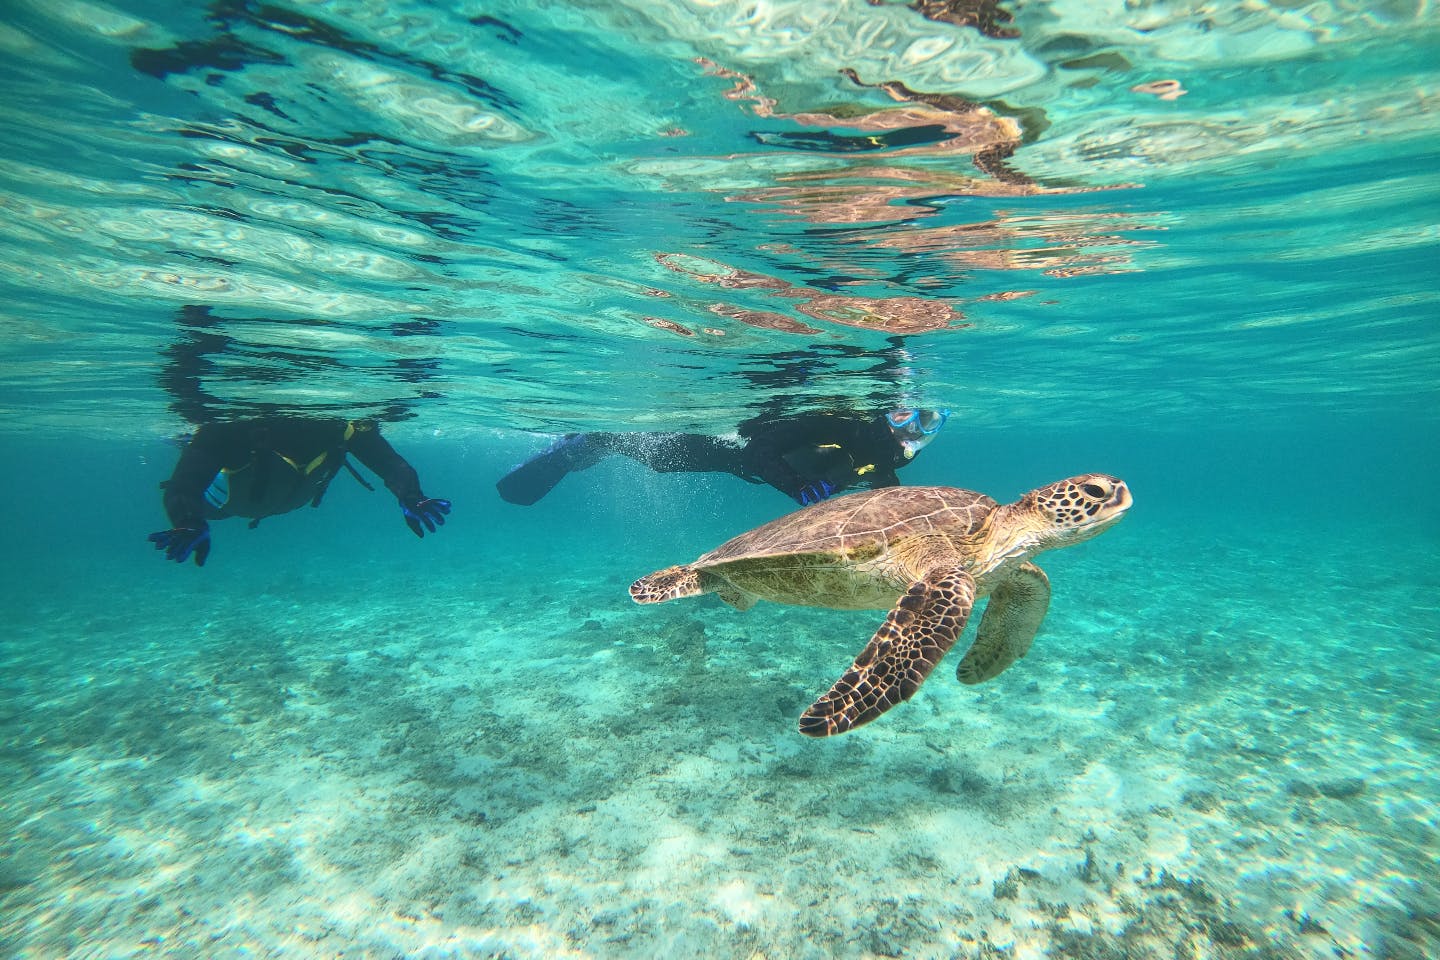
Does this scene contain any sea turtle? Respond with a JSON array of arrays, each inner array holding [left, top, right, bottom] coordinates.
[[630, 474, 1132, 736]]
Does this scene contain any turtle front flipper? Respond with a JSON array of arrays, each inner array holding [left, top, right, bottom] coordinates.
[[799, 565, 976, 737], [715, 583, 756, 611], [630, 565, 705, 604], [956, 561, 1050, 684]]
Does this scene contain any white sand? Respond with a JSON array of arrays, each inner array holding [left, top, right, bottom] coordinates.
[[1, 517, 1436, 958]]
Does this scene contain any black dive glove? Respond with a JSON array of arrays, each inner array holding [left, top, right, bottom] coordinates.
[[148, 523, 211, 566], [401, 497, 451, 537]]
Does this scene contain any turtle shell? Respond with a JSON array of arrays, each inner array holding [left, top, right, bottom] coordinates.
[[695, 486, 998, 570]]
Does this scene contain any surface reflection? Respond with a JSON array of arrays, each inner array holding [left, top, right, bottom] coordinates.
[[159, 304, 445, 424], [655, 253, 964, 335]]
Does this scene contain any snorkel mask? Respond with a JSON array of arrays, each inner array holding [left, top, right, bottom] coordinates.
[[885, 408, 949, 459]]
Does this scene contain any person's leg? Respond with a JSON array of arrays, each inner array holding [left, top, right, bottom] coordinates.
[[601, 432, 742, 476]]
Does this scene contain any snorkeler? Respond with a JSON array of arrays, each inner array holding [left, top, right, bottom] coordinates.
[[496, 408, 948, 507], [149, 417, 452, 567]]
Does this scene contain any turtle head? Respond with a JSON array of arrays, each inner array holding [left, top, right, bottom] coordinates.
[[1023, 474, 1132, 547]]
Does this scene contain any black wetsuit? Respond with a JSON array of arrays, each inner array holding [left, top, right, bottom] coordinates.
[[594, 413, 910, 501], [162, 418, 425, 528]]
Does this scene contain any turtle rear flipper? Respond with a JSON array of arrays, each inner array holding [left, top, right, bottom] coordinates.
[[630, 565, 705, 604], [799, 565, 976, 737], [956, 561, 1049, 684]]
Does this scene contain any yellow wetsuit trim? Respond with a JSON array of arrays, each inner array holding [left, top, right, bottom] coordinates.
[[276, 451, 329, 475], [273, 423, 355, 476]]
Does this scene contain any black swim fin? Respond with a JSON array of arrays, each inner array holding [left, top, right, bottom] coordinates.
[[495, 435, 601, 505]]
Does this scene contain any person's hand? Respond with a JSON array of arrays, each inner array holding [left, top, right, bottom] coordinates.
[[402, 497, 451, 537], [796, 480, 835, 506], [148, 525, 211, 566]]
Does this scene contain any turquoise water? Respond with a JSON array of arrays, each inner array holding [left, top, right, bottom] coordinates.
[[2, 2, 1438, 958]]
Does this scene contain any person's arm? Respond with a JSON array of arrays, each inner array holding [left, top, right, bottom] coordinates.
[[161, 425, 231, 527], [739, 419, 815, 500], [346, 422, 451, 537], [744, 415, 869, 504], [864, 466, 902, 488], [845, 417, 912, 489], [750, 454, 813, 502], [345, 422, 424, 503], [150, 423, 241, 566]]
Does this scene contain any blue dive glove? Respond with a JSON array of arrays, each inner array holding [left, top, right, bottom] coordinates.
[[796, 480, 835, 506], [148, 524, 211, 567], [401, 497, 451, 537]]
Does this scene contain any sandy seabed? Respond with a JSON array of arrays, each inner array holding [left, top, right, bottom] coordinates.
[[2, 518, 1436, 959]]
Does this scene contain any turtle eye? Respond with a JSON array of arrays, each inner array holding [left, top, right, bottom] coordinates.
[[1081, 481, 1109, 499]]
